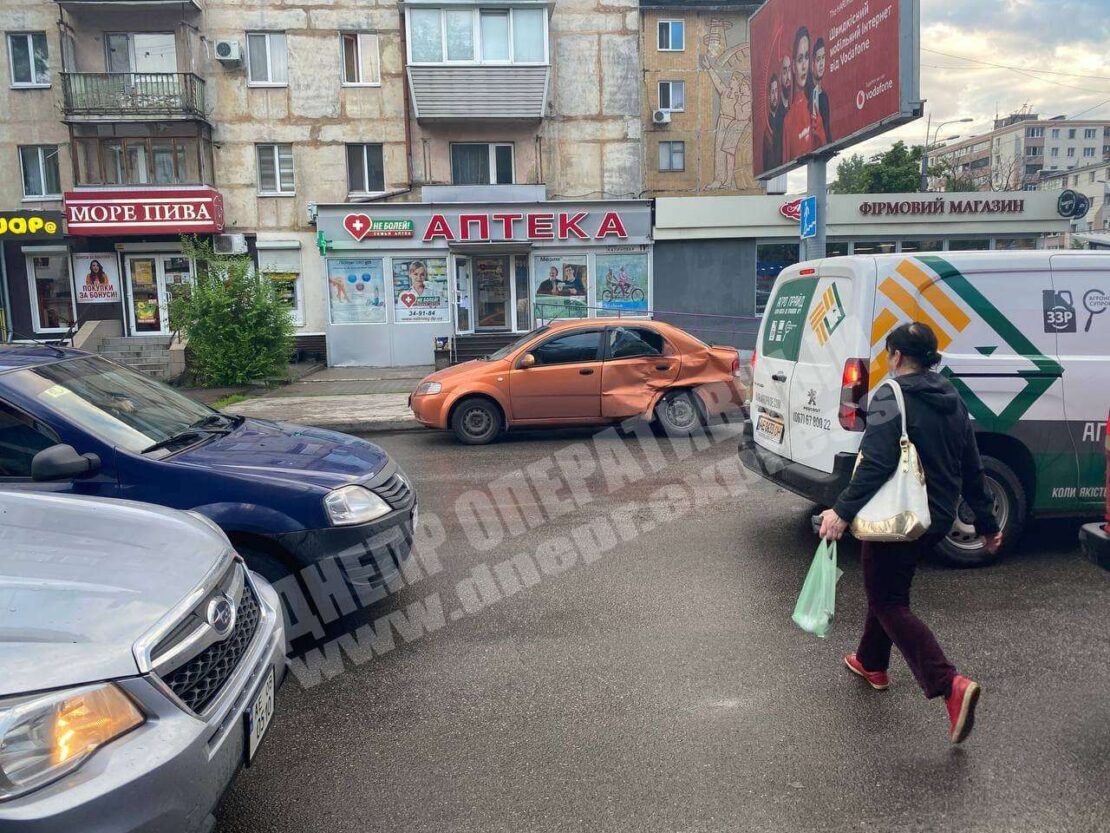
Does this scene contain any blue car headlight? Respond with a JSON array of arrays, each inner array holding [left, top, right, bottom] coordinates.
[[323, 485, 393, 526]]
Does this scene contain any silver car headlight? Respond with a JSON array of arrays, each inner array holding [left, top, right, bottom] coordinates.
[[0, 683, 144, 801], [413, 381, 442, 396], [323, 485, 393, 526]]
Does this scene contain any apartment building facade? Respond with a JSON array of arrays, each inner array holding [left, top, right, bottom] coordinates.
[[639, 0, 761, 197], [1, 0, 651, 368], [932, 113, 1110, 193]]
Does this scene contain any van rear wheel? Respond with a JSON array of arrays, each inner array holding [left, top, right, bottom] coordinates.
[[935, 455, 1026, 568]]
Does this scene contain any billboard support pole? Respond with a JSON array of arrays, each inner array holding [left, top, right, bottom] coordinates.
[[804, 155, 831, 261]]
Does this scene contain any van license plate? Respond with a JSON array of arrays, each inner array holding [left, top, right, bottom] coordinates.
[[756, 414, 785, 444], [245, 668, 275, 763]]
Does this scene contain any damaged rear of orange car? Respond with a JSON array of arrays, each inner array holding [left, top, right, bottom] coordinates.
[[409, 319, 748, 444]]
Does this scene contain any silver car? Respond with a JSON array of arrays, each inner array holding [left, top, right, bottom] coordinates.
[[0, 490, 287, 832]]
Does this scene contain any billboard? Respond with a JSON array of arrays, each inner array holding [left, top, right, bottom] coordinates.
[[751, 0, 920, 179]]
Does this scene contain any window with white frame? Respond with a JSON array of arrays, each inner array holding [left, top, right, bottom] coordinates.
[[256, 144, 294, 194], [257, 244, 304, 326], [451, 143, 513, 185], [7, 32, 49, 87], [657, 20, 684, 51], [407, 7, 546, 65], [347, 143, 385, 194], [247, 32, 288, 85], [1085, 128, 1097, 139], [1085, 147, 1096, 158], [1051, 129, 1060, 139], [341, 33, 380, 85], [25, 251, 74, 332], [1068, 147, 1076, 157], [658, 80, 684, 112], [19, 145, 60, 198], [658, 141, 684, 172], [1050, 147, 1059, 157]]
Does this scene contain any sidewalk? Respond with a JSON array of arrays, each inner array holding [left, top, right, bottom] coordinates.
[[222, 365, 432, 433]]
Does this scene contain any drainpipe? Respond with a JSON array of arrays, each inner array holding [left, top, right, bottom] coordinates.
[[399, 6, 415, 198]]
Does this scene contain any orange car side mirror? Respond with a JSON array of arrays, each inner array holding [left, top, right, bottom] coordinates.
[[518, 353, 536, 369]]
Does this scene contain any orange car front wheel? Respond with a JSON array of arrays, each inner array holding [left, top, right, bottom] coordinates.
[[451, 397, 503, 445]]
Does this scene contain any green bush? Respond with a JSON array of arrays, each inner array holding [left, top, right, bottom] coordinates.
[[169, 237, 295, 387]]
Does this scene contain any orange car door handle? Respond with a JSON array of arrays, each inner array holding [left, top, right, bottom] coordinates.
[[655, 364, 670, 371], [579, 368, 594, 376]]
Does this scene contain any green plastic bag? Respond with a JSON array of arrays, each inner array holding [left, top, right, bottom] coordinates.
[[791, 540, 843, 638]]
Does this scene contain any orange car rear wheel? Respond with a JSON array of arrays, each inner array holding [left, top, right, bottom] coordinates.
[[653, 389, 704, 437]]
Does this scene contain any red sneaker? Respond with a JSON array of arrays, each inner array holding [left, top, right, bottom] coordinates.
[[843, 653, 889, 690], [946, 675, 981, 744]]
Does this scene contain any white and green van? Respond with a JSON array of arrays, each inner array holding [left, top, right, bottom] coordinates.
[[740, 251, 1110, 566]]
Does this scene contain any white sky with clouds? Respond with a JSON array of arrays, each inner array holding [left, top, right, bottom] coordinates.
[[784, 0, 1110, 193]]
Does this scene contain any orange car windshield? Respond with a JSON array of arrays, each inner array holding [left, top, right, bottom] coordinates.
[[485, 326, 550, 361]]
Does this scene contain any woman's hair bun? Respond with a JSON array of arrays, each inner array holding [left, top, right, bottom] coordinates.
[[885, 322, 942, 369]]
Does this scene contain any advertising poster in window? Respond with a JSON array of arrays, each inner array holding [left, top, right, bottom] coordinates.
[[534, 256, 588, 320], [596, 253, 649, 314], [328, 258, 386, 324], [74, 253, 120, 304], [393, 258, 449, 323]]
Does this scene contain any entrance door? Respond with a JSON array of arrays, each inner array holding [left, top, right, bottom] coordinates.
[[126, 254, 191, 335], [455, 257, 473, 334], [474, 256, 510, 330]]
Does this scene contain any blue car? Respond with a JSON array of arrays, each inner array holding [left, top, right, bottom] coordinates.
[[0, 345, 416, 596]]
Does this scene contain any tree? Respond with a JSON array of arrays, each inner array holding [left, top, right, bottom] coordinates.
[[931, 159, 980, 192], [830, 141, 938, 194], [169, 237, 295, 387]]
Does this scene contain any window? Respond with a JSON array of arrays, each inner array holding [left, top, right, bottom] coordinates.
[[608, 327, 665, 360], [532, 330, 601, 366], [0, 402, 59, 479], [657, 19, 684, 51], [26, 252, 74, 332], [346, 143, 385, 194], [257, 144, 294, 194], [1026, 146, 1041, 156], [1051, 129, 1060, 139], [755, 243, 799, 315], [480, 11, 509, 61], [341, 33, 380, 85], [658, 80, 685, 112], [7, 32, 48, 87], [1051, 147, 1059, 157], [658, 141, 684, 171], [1085, 147, 1096, 158], [1091, 171, 1098, 184], [247, 33, 288, 85], [1026, 127, 1043, 138], [1068, 147, 1076, 157], [450, 143, 513, 185], [1085, 128, 1097, 139], [948, 239, 990, 251], [408, 7, 547, 64], [1069, 129, 1077, 139], [1072, 175, 1079, 186], [258, 244, 304, 327], [75, 137, 206, 186], [19, 145, 60, 198]]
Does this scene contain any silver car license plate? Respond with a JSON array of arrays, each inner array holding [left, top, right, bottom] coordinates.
[[245, 668, 275, 763]]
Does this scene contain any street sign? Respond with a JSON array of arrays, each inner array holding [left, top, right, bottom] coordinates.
[[800, 195, 818, 240]]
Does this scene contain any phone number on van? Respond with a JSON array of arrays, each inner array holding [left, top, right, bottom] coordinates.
[[793, 412, 832, 431]]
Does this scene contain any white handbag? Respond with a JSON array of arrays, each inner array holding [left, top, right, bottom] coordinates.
[[849, 379, 932, 542]]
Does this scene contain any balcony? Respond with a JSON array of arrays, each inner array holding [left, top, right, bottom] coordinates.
[[407, 66, 548, 122], [61, 73, 207, 122]]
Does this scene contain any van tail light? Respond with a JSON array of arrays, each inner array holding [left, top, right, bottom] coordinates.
[[839, 358, 870, 432], [750, 348, 758, 374]]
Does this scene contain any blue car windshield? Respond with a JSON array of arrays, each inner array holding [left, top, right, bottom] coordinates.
[[6, 356, 214, 452]]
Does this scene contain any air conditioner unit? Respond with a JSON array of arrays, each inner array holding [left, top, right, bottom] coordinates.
[[652, 109, 672, 126], [214, 40, 241, 64], [213, 233, 247, 255]]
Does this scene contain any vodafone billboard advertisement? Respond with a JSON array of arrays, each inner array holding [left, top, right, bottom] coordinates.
[[751, 0, 920, 179]]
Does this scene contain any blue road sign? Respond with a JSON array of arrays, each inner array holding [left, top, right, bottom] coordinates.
[[800, 195, 818, 240]]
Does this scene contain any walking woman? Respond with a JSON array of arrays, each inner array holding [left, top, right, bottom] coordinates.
[[818, 322, 1003, 744]]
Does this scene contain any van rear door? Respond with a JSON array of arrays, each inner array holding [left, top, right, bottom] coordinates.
[[785, 261, 875, 474], [750, 270, 820, 460]]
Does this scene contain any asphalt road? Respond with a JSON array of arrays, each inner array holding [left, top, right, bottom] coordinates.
[[217, 426, 1110, 833]]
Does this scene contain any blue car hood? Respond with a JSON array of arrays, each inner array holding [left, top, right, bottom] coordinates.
[[171, 418, 390, 491]]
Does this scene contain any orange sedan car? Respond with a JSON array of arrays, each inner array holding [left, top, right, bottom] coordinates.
[[409, 319, 747, 444]]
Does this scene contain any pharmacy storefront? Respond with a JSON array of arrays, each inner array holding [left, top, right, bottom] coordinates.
[[313, 201, 653, 367]]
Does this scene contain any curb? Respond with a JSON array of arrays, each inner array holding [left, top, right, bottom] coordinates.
[[302, 419, 425, 435]]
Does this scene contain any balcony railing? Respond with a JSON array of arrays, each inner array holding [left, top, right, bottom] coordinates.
[[62, 73, 206, 120]]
